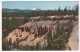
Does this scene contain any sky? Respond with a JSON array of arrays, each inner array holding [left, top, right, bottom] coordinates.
[[2, 1, 78, 10]]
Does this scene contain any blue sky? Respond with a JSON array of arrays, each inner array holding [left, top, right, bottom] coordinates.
[[2, 1, 78, 10]]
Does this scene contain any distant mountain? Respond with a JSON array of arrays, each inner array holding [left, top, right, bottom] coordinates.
[[30, 8, 41, 11], [2, 8, 42, 12]]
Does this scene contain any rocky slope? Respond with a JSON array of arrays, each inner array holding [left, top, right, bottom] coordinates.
[[68, 24, 79, 50], [4, 18, 78, 50]]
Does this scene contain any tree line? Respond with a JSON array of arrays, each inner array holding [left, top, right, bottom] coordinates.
[[2, 5, 78, 18]]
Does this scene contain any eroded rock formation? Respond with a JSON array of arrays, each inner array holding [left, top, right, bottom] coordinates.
[[4, 16, 78, 50]]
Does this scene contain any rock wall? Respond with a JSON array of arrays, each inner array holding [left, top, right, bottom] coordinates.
[[4, 16, 78, 50]]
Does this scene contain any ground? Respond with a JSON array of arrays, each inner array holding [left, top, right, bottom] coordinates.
[[68, 24, 79, 50]]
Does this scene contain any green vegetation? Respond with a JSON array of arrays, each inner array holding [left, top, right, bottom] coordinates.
[[2, 18, 25, 38], [2, 39, 12, 50], [2, 5, 76, 50], [2, 5, 78, 17], [2, 18, 73, 50]]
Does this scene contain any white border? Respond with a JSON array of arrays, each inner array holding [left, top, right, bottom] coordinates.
[[0, 0, 80, 52], [2, 0, 79, 1], [0, 0, 2, 52]]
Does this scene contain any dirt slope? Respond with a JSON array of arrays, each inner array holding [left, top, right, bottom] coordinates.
[[68, 24, 79, 50]]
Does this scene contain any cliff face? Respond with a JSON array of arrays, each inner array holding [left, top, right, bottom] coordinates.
[[4, 18, 78, 50], [4, 20, 68, 48]]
